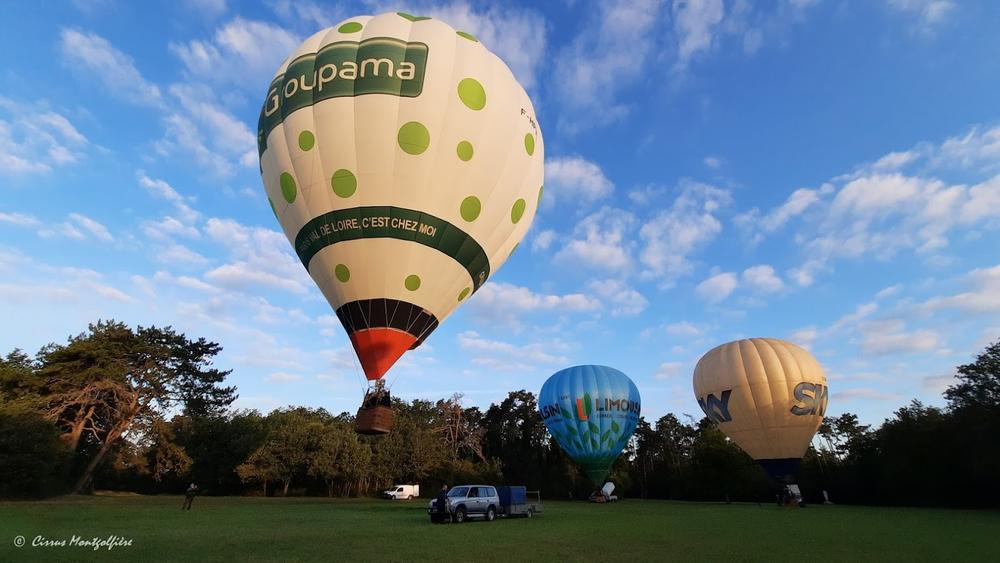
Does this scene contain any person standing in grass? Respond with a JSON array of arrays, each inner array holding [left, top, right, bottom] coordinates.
[[434, 485, 449, 522], [182, 483, 198, 510]]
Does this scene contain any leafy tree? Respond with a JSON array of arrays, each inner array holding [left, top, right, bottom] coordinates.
[[36, 320, 236, 493], [0, 411, 68, 498], [945, 339, 1000, 411]]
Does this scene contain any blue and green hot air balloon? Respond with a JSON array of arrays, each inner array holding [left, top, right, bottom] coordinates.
[[538, 365, 641, 485]]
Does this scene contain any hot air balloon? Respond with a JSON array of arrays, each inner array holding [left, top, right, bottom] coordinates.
[[692, 338, 829, 484], [257, 13, 544, 434], [538, 366, 641, 487]]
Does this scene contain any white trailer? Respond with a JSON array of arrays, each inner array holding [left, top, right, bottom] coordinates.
[[383, 484, 420, 500]]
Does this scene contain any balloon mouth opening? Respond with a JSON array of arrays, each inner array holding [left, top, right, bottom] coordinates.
[[350, 328, 416, 380], [335, 298, 440, 380]]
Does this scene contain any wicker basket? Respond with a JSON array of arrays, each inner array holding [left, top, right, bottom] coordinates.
[[355, 405, 394, 435]]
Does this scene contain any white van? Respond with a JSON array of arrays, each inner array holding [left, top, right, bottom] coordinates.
[[383, 484, 420, 500]]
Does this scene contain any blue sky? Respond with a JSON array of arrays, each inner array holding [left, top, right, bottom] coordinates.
[[1, 0, 998, 427]]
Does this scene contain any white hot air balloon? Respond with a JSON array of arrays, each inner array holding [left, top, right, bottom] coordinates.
[[257, 12, 543, 433], [692, 338, 829, 482]]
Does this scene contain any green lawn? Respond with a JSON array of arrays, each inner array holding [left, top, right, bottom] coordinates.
[[1, 495, 997, 562]]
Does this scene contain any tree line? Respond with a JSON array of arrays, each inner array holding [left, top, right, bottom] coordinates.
[[1, 321, 997, 507]]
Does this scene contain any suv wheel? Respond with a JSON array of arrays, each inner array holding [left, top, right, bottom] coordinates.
[[454, 507, 466, 523], [526, 509, 533, 519], [486, 507, 496, 522]]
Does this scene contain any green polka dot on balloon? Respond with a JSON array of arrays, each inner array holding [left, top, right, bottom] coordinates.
[[398, 122, 430, 155], [279, 172, 296, 203], [338, 22, 362, 33], [458, 287, 471, 301], [457, 31, 478, 42], [537, 185, 544, 205], [456, 141, 474, 161], [397, 12, 430, 21], [460, 196, 481, 222], [511, 198, 526, 223], [404, 274, 421, 291], [458, 78, 486, 110], [335, 264, 350, 283], [298, 130, 315, 151], [331, 169, 357, 198], [524, 133, 535, 156]]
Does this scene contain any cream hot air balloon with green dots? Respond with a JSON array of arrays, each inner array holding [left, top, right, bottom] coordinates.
[[257, 12, 544, 433]]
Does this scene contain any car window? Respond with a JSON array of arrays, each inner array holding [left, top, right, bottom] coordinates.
[[468, 487, 479, 498], [396, 487, 403, 492], [448, 487, 469, 498], [486, 487, 496, 497]]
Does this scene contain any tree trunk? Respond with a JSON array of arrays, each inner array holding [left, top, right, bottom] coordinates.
[[72, 418, 126, 494], [71, 399, 138, 494], [282, 479, 290, 496]]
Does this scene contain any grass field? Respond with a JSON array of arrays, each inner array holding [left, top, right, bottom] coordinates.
[[1, 495, 998, 561]]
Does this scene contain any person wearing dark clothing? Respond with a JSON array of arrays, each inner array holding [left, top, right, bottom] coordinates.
[[182, 483, 198, 510], [433, 485, 450, 523]]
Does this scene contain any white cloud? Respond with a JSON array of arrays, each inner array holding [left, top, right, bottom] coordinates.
[[858, 318, 940, 356], [639, 181, 731, 282], [742, 264, 783, 293], [736, 186, 824, 243], [920, 264, 1000, 314], [873, 150, 919, 171], [552, 0, 662, 129], [59, 29, 162, 107], [703, 155, 723, 168], [186, 0, 227, 18], [788, 326, 818, 348], [555, 207, 636, 272], [155, 244, 209, 267], [0, 99, 90, 174], [458, 331, 568, 368], [673, 0, 725, 69], [833, 387, 905, 402], [665, 321, 702, 337], [167, 84, 256, 170], [266, 371, 302, 383], [696, 271, 738, 303], [158, 113, 237, 177], [531, 229, 556, 252], [588, 279, 648, 317], [169, 18, 301, 87], [138, 174, 200, 224], [886, 0, 956, 31], [544, 156, 614, 205], [144, 217, 200, 240], [654, 361, 685, 379], [404, 2, 548, 92], [933, 125, 1000, 172], [467, 282, 600, 328], [68, 213, 112, 242], [0, 212, 40, 227], [203, 217, 313, 296]]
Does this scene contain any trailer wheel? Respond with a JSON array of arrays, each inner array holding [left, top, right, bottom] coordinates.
[[526, 509, 533, 518]]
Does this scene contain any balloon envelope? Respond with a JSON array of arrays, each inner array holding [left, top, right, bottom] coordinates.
[[258, 13, 544, 381], [692, 338, 829, 482], [538, 365, 641, 485]]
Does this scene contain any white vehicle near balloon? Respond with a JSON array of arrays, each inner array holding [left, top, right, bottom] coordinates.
[[257, 12, 544, 434]]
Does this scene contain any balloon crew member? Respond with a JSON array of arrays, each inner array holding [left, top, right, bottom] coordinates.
[[182, 483, 198, 510], [432, 485, 451, 523]]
